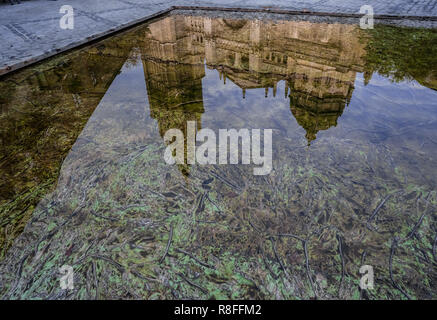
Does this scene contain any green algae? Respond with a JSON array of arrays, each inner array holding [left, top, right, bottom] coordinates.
[[362, 25, 437, 89]]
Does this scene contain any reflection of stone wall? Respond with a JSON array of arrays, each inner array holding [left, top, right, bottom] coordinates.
[[290, 102, 345, 145], [142, 61, 204, 137], [142, 15, 205, 133], [142, 59, 204, 175], [142, 16, 206, 174], [288, 75, 353, 144], [141, 15, 366, 144]]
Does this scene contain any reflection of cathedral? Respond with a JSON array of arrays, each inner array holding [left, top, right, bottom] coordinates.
[[141, 15, 366, 145], [141, 16, 205, 174]]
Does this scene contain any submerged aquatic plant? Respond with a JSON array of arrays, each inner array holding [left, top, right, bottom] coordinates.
[[0, 14, 436, 300]]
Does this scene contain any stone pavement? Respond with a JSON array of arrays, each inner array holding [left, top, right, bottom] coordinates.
[[1, 0, 437, 76]]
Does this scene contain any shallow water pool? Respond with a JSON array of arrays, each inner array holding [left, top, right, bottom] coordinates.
[[0, 12, 436, 299]]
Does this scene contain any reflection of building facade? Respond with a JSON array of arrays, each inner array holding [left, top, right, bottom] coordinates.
[[142, 16, 205, 174], [141, 15, 366, 144]]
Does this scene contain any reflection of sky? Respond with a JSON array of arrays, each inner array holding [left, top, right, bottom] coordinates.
[[68, 54, 437, 178], [201, 64, 437, 151], [69, 57, 160, 155], [340, 73, 437, 148], [201, 66, 300, 137]]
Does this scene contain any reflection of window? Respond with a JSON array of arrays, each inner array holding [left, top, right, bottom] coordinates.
[[227, 53, 235, 66], [241, 55, 249, 70]]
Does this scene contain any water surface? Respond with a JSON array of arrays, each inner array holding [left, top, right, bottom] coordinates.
[[0, 13, 436, 299]]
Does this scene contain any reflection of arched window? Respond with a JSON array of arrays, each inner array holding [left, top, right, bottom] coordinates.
[[227, 53, 235, 66], [241, 54, 249, 70]]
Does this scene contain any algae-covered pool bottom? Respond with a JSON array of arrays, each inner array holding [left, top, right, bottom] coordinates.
[[0, 11, 436, 299]]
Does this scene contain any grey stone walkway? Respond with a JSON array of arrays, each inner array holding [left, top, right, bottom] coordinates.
[[1, 0, 437, 76]]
